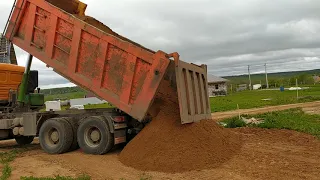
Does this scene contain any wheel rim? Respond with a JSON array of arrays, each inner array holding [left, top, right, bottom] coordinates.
[[84, 126, 102, 147], [44, 128, 60, 147]]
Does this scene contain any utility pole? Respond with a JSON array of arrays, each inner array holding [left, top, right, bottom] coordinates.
[[296, 78, 299, 100], [248, 65, 252, 90], [265, 63, 269, 89]]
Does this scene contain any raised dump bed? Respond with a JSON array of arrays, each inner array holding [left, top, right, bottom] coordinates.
[[5, 0, 211, 124]]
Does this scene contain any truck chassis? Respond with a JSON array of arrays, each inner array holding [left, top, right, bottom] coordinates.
[[0, 107, 143, 154]]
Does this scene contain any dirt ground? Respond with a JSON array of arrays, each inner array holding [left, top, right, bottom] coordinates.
[[212, 100, 320, 121], [1, 102, 320, 180], [2, 128, 320, 180]]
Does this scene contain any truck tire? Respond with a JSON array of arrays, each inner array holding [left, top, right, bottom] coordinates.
[[62, 117, 79, 151], [77, 116, 114, 155], [15, 136, 34, 145], [39, 118, 73, 154]]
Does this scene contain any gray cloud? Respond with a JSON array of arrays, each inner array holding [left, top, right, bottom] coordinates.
[[1, 0, 320, 88], [15, 52, 73, 88]]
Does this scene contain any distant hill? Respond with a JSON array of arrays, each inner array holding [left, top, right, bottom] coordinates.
[[41, 86, 84, 95], [223, 69, 320, 86], [40, 69, 320, 94]]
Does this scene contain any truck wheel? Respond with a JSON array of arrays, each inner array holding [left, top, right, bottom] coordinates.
[[77, 116, 114, 155], [62, 117, 79, 151], [15, 136, 34, 145], [39, 118, 73, 154]]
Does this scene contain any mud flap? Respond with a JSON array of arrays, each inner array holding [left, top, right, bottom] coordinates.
[[167, 53, 212, 124]]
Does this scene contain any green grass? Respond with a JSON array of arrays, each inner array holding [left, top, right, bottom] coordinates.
[[139, 173, 152, 180], [224, 69, 320, 85], [43, 92, 114, 111], [0, 150, 20, 164], [0, 148, 90, 180], [1, 164, 12, 180], [20, 175, 90, 180], [211, 84, 320, 112], [222, 117, 246, 128], [0, 148, 39, 180], [84, 103, 113, 109], [0, 149, 21, 180], [40, 103, 114, 112], [39, 105, 70, 112], [44, 85, 320, 113], [44, 92, 86, 102], [222, 108, 320, 138]]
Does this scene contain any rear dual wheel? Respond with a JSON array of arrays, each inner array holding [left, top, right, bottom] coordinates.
[[64, 118, 79, 151], [39, 118, 78, 154], [77, 116, 114, 155], [39, 116, 114, 155]]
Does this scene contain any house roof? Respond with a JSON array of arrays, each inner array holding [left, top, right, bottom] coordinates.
[[207, 74, 229, 83], [85, 91, 97, 98]]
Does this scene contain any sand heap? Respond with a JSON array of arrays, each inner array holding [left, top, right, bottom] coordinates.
[[45, 0, 80, 14], [119, 100, 243, 173]]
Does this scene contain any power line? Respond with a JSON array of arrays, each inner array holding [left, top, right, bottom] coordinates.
[[208, 56, 320, 70], [209, 60, 320, 73]]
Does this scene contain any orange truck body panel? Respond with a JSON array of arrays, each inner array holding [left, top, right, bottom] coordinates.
[[0, 63, 24, 101], [5, 0, 212, 122]]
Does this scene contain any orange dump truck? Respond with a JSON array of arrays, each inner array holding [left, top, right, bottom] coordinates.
[[0, 0, 211, 155]]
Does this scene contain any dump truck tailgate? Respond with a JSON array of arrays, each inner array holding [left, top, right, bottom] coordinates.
[[175, 60, 211, 124]]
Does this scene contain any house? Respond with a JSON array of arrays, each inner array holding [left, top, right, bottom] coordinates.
[[207, 74, 229, 97], [84, 91, 97, 98], [313, 75, 320, 83]]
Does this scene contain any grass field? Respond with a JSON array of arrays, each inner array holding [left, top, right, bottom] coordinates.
[[43, 84, 320, 113], [44, 92, 86, 102], [211, 84, 320, 112], [84, 103, 113, 109], [222, 108, 320, 138]]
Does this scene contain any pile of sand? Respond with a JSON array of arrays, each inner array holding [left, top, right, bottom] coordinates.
[[45, 0, 79, 14], [119, 100, 243, 173]]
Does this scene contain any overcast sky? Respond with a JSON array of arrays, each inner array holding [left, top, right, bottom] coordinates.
[[1, 0, 320, 88]]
